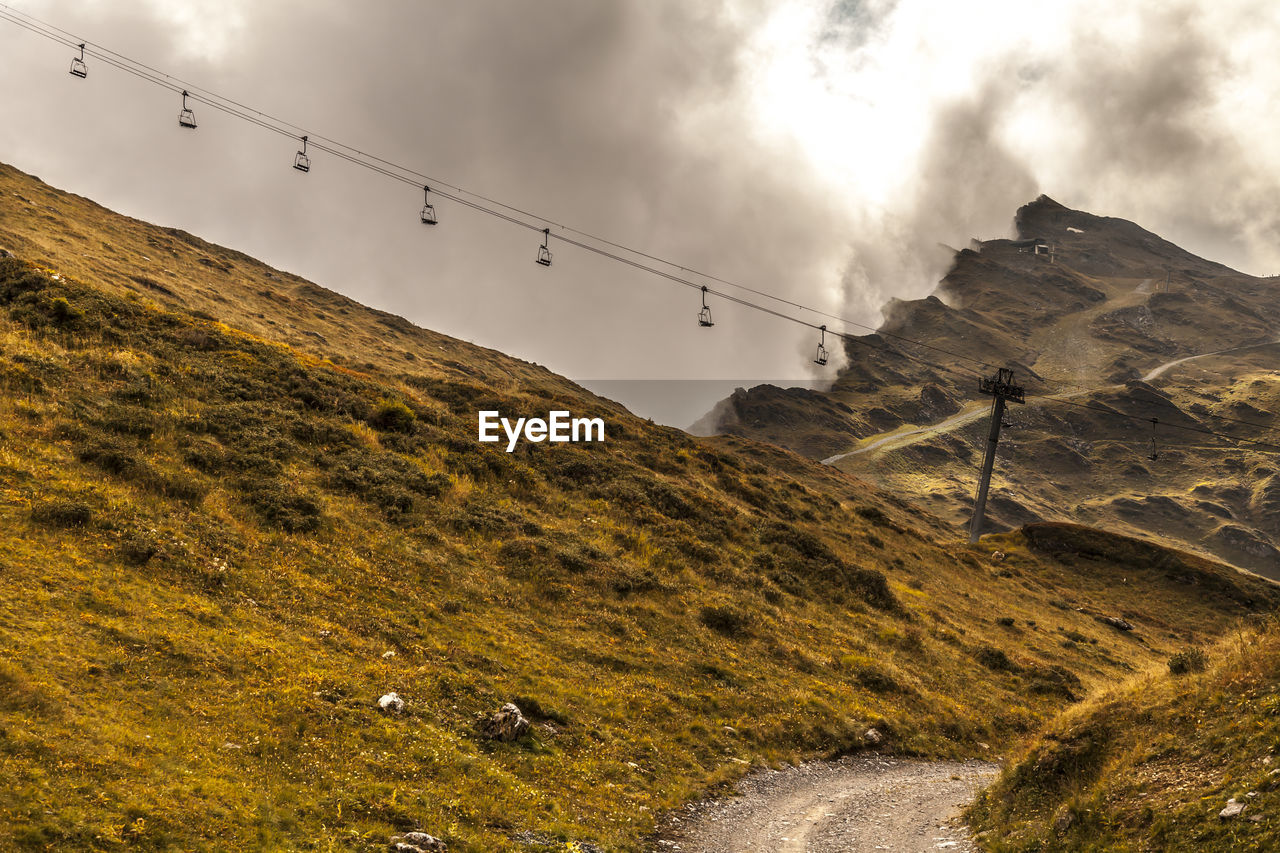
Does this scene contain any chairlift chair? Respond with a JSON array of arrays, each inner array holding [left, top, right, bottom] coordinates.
[[814, 324, 829, 365], [698, 286, 714, 327], [420, 186, 438, 225], [536, 228, 552, 267], [1147, 417, 1159, 461], [69, 43, 87, 79], [293, 135, 311, 172], [178, 90, 197, 129]]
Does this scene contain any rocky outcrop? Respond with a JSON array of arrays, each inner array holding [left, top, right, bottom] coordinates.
[[478, 703, 530, 741]]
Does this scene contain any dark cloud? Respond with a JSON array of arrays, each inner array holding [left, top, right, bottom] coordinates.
[[2, 1, 1277, 428]]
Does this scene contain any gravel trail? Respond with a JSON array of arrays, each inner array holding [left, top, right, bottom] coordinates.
[[654, 755, 997, 853]]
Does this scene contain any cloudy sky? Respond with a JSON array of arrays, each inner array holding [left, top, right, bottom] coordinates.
[[2, 0, 1279, 426]]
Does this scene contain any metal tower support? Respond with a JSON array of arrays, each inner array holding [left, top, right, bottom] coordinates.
[[968, 367, 1025, 544]]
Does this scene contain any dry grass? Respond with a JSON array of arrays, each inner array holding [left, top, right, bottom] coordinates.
[[969, 616, 1280, 852], [0, 167, 1277, 851]]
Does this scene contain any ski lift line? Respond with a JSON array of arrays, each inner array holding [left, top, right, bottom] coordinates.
[[24, 6, 1269, 418], [10, 13, 1268, 432], [14, 11, 1280, 452], [1031, 395, 1280, 453], [0, 8, 1005, 377], [1018, 373, 1280, 439]]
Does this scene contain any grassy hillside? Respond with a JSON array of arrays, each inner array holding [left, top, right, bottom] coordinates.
[[0, 166, 1276, 851], [968, 613, 1280, 852]]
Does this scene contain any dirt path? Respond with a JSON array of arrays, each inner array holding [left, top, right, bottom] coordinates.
[[653, 756, 997, 852]]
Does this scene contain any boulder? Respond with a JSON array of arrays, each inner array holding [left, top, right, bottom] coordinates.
[[863, 727, 883, 746], [1220, 798, 1246, 819], [1098, 615, 1133, 631], [479, 703, 530, 741], [389, 831, 446, 851], [378, 692, 405, 714]]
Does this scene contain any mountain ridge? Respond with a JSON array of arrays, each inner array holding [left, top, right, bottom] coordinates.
[[701, 197, 1280, 578]]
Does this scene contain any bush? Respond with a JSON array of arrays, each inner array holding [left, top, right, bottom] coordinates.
[[31, 499, 92, 528], [974, 645, 1019, 672], [368, 398, 416, 433], [1168, 648, 1208, 675], [852, 664, 901, 693], [241, 481, 322, 533], [77, 439, 141, 476], [699, 604, 753, 637]]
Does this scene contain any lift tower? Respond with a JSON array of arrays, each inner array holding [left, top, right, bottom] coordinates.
[[968, 367, 1024, 543]]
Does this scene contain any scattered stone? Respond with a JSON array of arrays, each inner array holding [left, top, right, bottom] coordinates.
[[389, 831, 446, 851], [990, 551, 1006, 562], [378, 692, 405, 714], [1220, 798, 1246, 819], [1247, 790, 1259, 798], [863, 727, 884, 746], [478, 702, 530, 741], [1098, 615, 1133, 631], [382, 650, 397, 658], [511, 830, 557, 846]]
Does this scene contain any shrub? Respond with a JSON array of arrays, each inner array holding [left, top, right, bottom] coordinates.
[[699, 605, 753, 638], [241, 481, 322, 532], [119, 532, 160, 565], [48, 296, 83, 326], [1168, 648, 1208, 675], [368, 398, 416, 433], [974, 645, 1019, 672], [31, 499, 92, 528], [77, 439, 142, 476], [852, 664, 901, 693], [856, 505, 889, 524]]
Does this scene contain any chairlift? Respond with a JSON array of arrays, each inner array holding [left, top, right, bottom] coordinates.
[[814, 324, 829, 365], [178, 90, 197, 129], [69, 43, 87, 79], [698, 285, 714, 327], [293, 135, 311, 172], [420, 186, 438, 225], [536, 228, 552, 267], [1147, 417, 1159, 461]]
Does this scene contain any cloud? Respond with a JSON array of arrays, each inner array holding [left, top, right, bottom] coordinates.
[[2, 0, 1279, 429]]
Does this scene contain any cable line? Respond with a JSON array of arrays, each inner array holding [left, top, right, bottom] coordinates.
[[0, 3, 1000, 373], [7, 4, 1280, 453]]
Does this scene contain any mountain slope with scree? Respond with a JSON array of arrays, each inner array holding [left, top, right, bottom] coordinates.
[[702, 196, 1280, 578]]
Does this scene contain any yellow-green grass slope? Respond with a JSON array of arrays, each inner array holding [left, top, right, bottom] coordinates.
[[969, 612, 1280, 852], [0, 165, 1274, 851]]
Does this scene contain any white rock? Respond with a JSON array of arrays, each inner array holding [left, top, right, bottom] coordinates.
[[378, 692, 405, 714], [1220, 798, 1246, 819], [390, 831, 446, 851]]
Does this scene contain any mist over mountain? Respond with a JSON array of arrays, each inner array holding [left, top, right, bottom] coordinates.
[[702, 196, 1280, 577]]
